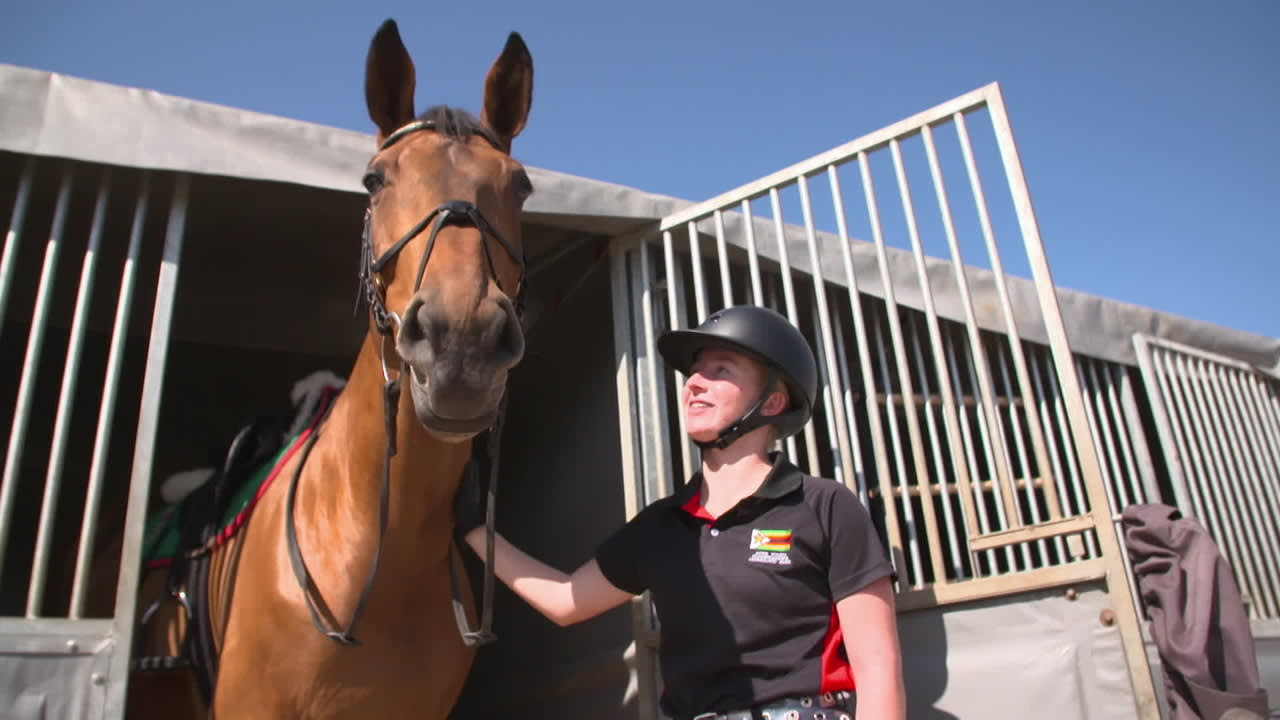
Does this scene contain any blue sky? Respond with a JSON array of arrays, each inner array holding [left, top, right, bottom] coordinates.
[[5, 1, 1277, 339]]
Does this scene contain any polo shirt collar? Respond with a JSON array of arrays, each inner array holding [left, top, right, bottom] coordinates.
[[677, 452, 805, 517]]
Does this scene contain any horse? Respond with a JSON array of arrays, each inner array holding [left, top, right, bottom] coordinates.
[[122, 18, 534, 719]]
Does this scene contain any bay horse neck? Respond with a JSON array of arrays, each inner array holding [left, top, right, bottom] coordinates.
[[309, 330, 474, 545]]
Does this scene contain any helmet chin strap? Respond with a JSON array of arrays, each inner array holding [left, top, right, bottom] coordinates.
[[694, 369, 779, 452]]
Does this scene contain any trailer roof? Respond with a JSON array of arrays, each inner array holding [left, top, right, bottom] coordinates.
[[3, 63, 1276, 375]]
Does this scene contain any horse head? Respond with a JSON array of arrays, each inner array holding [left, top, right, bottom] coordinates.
[[361, 20, 533, 442]]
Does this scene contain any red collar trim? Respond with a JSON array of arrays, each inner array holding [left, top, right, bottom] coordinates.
[[680, 491, 716, 522]]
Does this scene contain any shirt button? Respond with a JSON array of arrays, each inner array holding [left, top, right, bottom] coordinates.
[[709, 529, 720, 537]]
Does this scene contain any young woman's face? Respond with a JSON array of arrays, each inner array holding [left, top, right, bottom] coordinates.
[[682, 347, 769, 443]]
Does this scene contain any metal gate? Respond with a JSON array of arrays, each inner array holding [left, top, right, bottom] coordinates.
[[0, 155, 189, 719], [609, 83, 1158, 718], [1134, 334, 1280, 620]]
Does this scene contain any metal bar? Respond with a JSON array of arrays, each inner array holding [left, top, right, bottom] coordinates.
[[916, 125, 992, 545], [28, 168, 112, 617], [1032, 351, 1094, 559], [1133, 335, 1198, 516], [764, 277, 800, 465], [830, 311, 869, 501], [996, 338, 1050, 560], [1225, 371, 1280, 561], [986, 85, 1158, 715], [1098, 362, 1146, 505], [967, 515, 1097, 553], [73, 172, 152, 618], [895, 557, 1107, 612], [1082, 358, 1130, 510], [662, 230, 695, 481], [872, 311, 925, 586], [907, 316, 965, 579], [1115, 365, 1162, 507], [951, 113, 1026, 531], [0, 164, 75, 576], [741, 200, 763, 305], [104, 173, 190, 720], [1033, 348, 1098, 557], [863, 147, 946, 584], [1151, 348, 1211, 524], [944, 332, 999, 573], [811, 312, 845, 488], [659, 84, 994, 231], [767, 187, 821, 474], [0, 156, 37, 332], [828, 166, 903, 564], [639, 239, 673, 500], [797, 174, 855, 490], [685, 221, 708, 324], [712, 209, 733, 309]]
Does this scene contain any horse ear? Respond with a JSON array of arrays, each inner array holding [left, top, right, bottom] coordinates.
[[365, 19, 417, 144], [480, 32, 533, 152]]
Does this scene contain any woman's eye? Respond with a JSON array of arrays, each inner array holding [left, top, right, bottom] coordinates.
[[362, 171, 385, 194]]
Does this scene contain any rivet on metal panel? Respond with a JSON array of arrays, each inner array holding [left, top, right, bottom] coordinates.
[[91, 673, 106, 685], [66, 640, 78, 653], [1099, 608, 1116, 627], [1065, 588, 1078, 601]]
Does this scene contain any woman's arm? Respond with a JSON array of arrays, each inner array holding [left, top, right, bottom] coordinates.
[[463, 527, 634, 626], [837, 575, 906, 720]]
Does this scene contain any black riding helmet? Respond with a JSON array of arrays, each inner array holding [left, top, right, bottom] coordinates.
[[658, 305, 818, 450]]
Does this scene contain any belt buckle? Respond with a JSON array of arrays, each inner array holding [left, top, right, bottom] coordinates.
[[692, 714, 719, 720]]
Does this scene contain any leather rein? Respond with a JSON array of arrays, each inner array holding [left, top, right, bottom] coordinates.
[[284, 119, 523, 648]]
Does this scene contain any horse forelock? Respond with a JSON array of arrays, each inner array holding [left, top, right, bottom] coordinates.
[[418, 106, 506, 153]]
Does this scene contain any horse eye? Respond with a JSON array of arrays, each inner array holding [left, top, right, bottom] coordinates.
[[362, 171, 385, 194]]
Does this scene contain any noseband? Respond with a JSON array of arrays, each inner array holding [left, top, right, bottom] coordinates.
[[286, 120, 522, 649]]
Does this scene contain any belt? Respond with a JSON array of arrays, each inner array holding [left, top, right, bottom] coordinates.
[[690, 691, 854, 720]]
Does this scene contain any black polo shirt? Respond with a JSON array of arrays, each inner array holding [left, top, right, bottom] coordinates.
[[595, 453, 894, 719]]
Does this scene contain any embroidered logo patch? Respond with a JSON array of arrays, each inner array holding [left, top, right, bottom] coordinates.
[[748, 529, 793, 565]]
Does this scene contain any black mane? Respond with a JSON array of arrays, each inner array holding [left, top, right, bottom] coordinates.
[[418, 105, 504, 151]]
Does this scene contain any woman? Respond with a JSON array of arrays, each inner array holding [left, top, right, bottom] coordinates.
[[457, 305, 905, 720]]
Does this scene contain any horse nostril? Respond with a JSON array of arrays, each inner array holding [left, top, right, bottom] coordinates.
[[401, 296, 444, 350], [493, 296, 525, 367]]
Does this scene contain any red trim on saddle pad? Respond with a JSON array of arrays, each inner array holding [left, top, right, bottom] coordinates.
[[145, 388, 336, 568]]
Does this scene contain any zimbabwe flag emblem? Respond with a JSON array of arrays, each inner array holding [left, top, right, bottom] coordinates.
[[749, 529, 792, 552]]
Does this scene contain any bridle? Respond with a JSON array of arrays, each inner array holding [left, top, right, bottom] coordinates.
[[285, 119, 522, 648]]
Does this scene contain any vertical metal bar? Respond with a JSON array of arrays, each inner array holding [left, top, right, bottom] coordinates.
[[811, 312, 845, 487], [685, 221, 709, 324], [985, 86, 1158, 714], [903, 127, 987, 548], [72, 174, 149, 617], [741, 200, 763, 305], [767, 188, 821, 474], [828, 166, 903, 564], [797, 174, 855, 489], [967, 338, 1030, 569], [662, 230, 695, 482], [871, 311, 924, 586], [639, 238, 673, 500], [1226, 372, 1280, 546], [907, 316, 965, 580], [1083, 358, 1131, 511], [864, 146, 947, 584], [995, 342, 1048, 561], [951, 115, 1026, 530], [1032, 348, 1098, 557], [1114, 365, 1162, 507], [609, 239, 661, 720], [830, 313, 869, 501], [1032, 350, 1093, 559], [104, 173, 189, 720], [0, 164, 75, 575], [1132, 336, 1197, 515], [0, 156, 37, 331], [1151, 349, 1210, 522], [1099, 363, 1149, 505], [28, 168, 112, 616], [764, 277, 800, 465], [944, 334, 999, 572], [712, 209, 733, 309]]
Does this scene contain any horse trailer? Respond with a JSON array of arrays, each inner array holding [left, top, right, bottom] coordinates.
[[1, 62, 1277, 719]]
